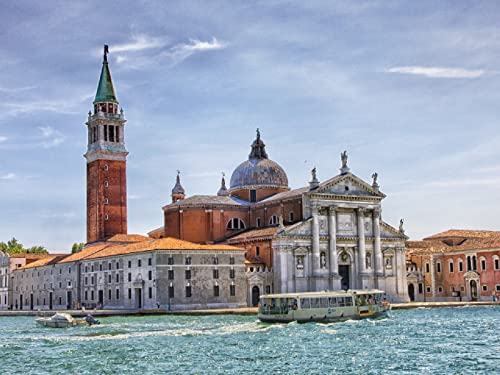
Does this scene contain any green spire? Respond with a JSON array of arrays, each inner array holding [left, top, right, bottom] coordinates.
[[94, 45, 118, 103]]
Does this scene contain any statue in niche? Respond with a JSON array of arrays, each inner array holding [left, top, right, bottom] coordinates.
[[366, 253, 372, 269], [385, 256, 393, 269], [341, 151, 348, 168], [320, 252, 327, 269], [341, 252, 349, 263], [296, 256, 304, 269]]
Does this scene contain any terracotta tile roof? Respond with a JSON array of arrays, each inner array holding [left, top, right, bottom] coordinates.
[[407, 237, 500, 255], [106, 234, 150, 243], [245, 255, 266, 265], [423, 229, 500, 240], [147, 226, 164, 238], [84, 237, 244, 260], [9, 253, 53, 260], [19, 254, 70, 269], [227, 227, 279, 243], [58, 243, 112, 263]]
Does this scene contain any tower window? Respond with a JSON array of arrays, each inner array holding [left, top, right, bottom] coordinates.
[[104, 164, 108, 171], [227, 218, 246, 230], [256, 246, 260, 257], [104, 214, 109, 221], [250, 190, 257, 202], [104, 125, 108, 141], [104, 181, 109, 188], [104, 198, 109, 205], [289, 212, 294, 222], [269, 215, 278, 225]]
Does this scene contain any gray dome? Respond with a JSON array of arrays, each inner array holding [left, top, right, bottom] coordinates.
[[229, 129, 289, 191]]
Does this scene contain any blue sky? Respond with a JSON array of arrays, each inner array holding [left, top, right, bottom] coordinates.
[[1, 1, 500, 252]]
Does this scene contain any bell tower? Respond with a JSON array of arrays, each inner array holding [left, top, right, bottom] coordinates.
[[84, 45, 128, 243]]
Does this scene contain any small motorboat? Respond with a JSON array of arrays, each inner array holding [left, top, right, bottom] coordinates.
[[35, 313, 100, 328]]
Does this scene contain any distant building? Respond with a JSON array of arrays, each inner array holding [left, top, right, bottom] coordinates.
[[12, 235, 246, 311], [406, 230, 500, 302]]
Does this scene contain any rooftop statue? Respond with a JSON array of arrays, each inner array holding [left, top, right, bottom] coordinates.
[[341, 151, 348, 168], [399, 218, 405, 233]]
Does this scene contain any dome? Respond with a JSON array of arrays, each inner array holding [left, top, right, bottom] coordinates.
[[229, 130, 289, 191]]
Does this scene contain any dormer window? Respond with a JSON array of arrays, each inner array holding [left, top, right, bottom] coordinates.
[[250, 190, 257, 202]]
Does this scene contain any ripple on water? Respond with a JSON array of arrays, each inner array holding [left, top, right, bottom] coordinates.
[[0, 306, 499, 374]]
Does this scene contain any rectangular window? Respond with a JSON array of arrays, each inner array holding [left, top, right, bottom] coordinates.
[[250, 189, 257, 202], [85, 290, 88, 300], [85, 277, 88, 286], [460, 285, 465, 292], [459, 261, 464, 272], [495, 258, 499, 270], [138, 259, 142, 267], [213, 257, 219, 265], [481, 259, 486, 271], [128, 273, 132, 282], [108, 263, 112, 270], [108, 275, 112, 283], [482, 285, 488, 292], [449, 262, 454, 273], [214, 285, 219, 297], [116, 274, 119, 282], [108, 289, 112, 300], [169, 286, 174, 298], [128, 261, 131, 268], [213, 269, 219, 279], [128, 288, 132, 299], [185, 270, 191, 280], [116, 289, 120, 300], [265, 285, 271, 294], [256, 218, 261, 227], [426, 286, 431, 293], [148, 270, 152, 281], [186, 286, 192, 298], [496, 285, 500, 292], [425, 263, 430, 273], [91, 290, 94, 301], [148, 287, 153, 299], [256, 246, 260, 257], [230, 285, 236, 297], [148, 258, 152, 266], [437, 262, 441, 273], [229, 269, 235, 279], [185, 257, 192, 265], [229, 257, 235, 265], [168, 257, 174, 265], [168, 270, 174, 280]]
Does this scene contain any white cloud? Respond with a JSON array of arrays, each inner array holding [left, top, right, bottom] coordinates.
[[0, 85, 36, 94], [116, 37, 227, 69], [38, 212, 76, 219], [111, 34, 168, 53], [385, 66, 485, 79], [38, 126, 65, 148], [0, 173, 15, 180], [0, 136, 7, 143]]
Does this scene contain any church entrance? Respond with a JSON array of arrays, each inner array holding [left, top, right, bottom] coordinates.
[[339, 265, 350, 290], [470, 280, 478, 301], [135, 288, 142, 309], [408, 284, 415, 301], [251, 286, 260, 307]]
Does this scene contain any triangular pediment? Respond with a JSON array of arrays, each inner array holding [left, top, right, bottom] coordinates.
[[381, 221, 408, 240], [313, 173, 385, 198], [278, 218, 313, 237]]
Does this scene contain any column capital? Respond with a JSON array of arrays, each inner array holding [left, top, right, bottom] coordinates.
[[312, 206, 321, 215], [373, 208, 381, 218], [328, 206, 337, 214], [357, 207, 366, 214]]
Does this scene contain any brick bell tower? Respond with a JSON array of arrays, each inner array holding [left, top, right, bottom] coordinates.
[[84, 45, 128, 243]]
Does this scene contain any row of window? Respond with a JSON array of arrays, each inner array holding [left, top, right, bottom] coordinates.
[[167, 269, 235, 280], [425, 256, 500, 274], [89, 124, 121, 144], [84, 258, 153, 273], [167, 256, 235, 266], [226, 213, 296, 231]]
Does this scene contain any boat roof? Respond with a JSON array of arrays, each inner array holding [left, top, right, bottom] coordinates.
[[260, 289, 386, 299]]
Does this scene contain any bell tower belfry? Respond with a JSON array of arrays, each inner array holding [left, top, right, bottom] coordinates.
[[84, 45, 128, 243]]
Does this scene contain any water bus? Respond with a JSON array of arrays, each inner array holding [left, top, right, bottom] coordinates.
[[258, 289, 390, 323]]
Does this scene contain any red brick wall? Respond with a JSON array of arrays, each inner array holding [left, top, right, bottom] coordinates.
[[87, 159, 127, 243], [231, 187, 288, 202]]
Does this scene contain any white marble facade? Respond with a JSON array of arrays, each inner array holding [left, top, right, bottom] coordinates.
[[272, 170, 409, 302]]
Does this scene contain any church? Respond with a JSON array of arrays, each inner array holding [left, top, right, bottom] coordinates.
[[153, 128, 410, 304]]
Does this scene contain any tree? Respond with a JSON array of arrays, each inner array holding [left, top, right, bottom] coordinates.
[[71, 242, 85, 253], [0, 237, 48, 255]]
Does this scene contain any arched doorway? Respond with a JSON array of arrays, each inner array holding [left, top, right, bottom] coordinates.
[[470, 280, 478, 301], [251, 286, 260, 307], [408, 284, 415, 301]]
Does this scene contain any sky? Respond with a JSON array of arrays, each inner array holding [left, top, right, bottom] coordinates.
[[1, 0, 500, 252]]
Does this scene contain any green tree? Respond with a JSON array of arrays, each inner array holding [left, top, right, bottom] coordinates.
[[0, 237, 48, 254], [27, 246, 48, 254], [71, 242, 85, 253]]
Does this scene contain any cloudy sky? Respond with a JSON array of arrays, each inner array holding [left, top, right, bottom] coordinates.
[[1, 1, 500, 252]]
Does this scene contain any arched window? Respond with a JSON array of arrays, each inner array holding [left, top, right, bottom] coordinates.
[[227, 218, 246, 230], [494, 255, 499, 270], [269, 215, 278, 225], [425, 262, 430, 273], [256, 218, 261, 227], [458, 259, 463, 272], [448, 260, 454, 273], [480, 257, 486, 271], [436, 261, 441, 273]]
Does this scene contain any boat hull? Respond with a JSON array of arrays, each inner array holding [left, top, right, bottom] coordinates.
[[259, 309, 389, 324]]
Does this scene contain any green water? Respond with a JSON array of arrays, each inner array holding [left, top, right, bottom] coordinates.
[[0, 306, 498, 374]]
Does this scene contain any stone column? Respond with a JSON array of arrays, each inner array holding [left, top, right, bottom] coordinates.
[[312, 207, 320, 277], [357, 208, 366, 278], [280, 248, 288, 293], [373, 208, 383, 276], [328, 207, 341, 290]]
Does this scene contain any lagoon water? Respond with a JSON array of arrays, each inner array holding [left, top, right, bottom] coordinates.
[[0, 306, 498, 374]]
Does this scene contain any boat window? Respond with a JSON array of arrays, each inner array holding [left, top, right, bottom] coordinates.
[[345, 297, 353, 306], [338, 297, 346, 307], [320, 298, 329, 308], [329, 297, 337, 307], [300, 298, 310, 309], [311, 298, 320, 308]]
